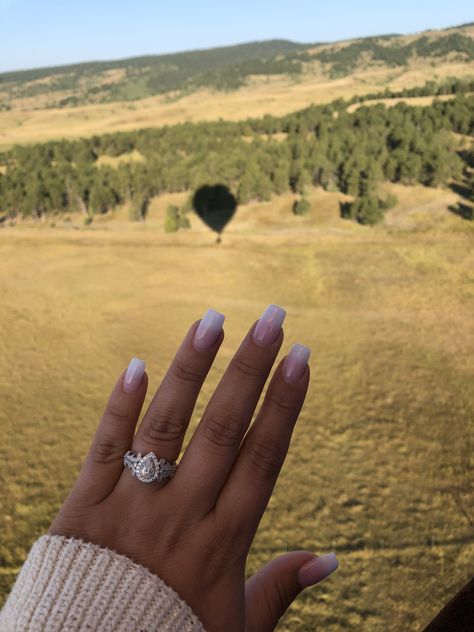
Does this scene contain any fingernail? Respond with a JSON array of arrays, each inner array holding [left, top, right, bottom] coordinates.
[[298, 553, 339, 588], [282, 344, 310, 384], [193, 309, 225, 351], [253, 304, 286, 347], [123, 357, 145, 393]]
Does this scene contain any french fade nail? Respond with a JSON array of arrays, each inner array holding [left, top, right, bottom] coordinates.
[[298, 553, 339, 589], [193, 309, 225, 351], [283, 344, 310, 384], [123, 357, 145, 394], [253, 304, 286, 347]]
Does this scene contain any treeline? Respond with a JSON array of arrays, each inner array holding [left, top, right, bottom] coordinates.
[[0, 94, 472, 224], [3, 29, 473, 108], [0, 40, 305, 106], [348, 78, 474, 105], [0, 40, 303, 85], [302, 33, 474, 77], [5, 74, 473, 114]]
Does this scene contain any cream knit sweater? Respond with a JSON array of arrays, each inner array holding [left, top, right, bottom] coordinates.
[[0, 534, 206, 631]]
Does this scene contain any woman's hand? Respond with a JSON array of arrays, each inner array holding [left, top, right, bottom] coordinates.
[[49, 305, 338, 631]]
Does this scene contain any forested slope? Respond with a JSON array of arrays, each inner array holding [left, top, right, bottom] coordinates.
[[1, 94, 472, 225], [1, 23, 473, 110]]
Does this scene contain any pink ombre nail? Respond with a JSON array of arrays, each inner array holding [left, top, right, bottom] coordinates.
[[193, 309, 225, 351], [253, 304, 286, 347], [282, 344, 310, 384], [298, 553, 339, 588], [123, 358, 145, 393]]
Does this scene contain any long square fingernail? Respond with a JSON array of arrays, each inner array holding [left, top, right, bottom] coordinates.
[[194, 309, 225, 351], [123, 357, 145, 393], [282, 344, 310, 384], [253, 304, 286, 347]]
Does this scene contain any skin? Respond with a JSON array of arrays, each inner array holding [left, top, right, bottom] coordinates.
[[49, 317, 321, 631]]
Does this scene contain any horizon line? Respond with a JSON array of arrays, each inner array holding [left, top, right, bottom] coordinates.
[[0, 19, 471, 76]]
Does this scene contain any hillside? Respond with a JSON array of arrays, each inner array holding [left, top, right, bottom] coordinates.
[[1, 23, 473, 111], [1, 94, 472, 225], [0, 40, 306, 108], [0, 23, 473, 148]]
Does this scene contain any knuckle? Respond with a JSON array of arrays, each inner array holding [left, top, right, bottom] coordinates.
[[208, 516, 246, 568], [203, 408, 245, 450], [247, 435, 285, 480], [171, 360, 202, 385], [91, 437, 126, 464], [232, 356, 263, 379], [105, 401, 132, 425], [143, 408, 188, 444], [267, 392, 296, 422]]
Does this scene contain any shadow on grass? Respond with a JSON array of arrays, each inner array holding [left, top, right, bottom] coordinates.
[[192, 184, 237, 243], [449, 180, 473, 221], [449, 203, 473, 221], [449, 181, 471, 199]]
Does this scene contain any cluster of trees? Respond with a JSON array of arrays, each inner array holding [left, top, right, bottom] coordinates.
[[340, 194, 398, 225], [48, 76, 474, 111], [302, 33, 474, 77], [0, 94, 472, 225], [164, 205, 190, 232], [3, 29, 473, 108], [348, 78, 474, 105], [0, 40, 305, 106], [293, 197, 311, 216], [450, 147, 474, 220], [194, 58, 303, 92]]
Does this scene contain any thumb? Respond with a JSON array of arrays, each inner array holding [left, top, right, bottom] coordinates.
[[245, 551, 339, 632]]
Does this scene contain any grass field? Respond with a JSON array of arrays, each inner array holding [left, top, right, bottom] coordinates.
[[1, 60, 473, 149], [0, 186, 473, 631]]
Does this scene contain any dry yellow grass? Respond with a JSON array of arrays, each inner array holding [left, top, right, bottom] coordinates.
[[0, 186, 473, 630], [1, 59, 473, 149], [95, 149, 145, 168]]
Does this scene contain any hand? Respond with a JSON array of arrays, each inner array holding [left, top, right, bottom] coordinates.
[[49, 306, 338, 631]]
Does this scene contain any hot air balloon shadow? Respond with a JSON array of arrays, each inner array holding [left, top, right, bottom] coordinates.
[[192, 184, 237, 243]]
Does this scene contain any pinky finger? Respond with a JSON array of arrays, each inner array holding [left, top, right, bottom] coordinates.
[[73, 358, 148, 505], [245, 551, 339, 631]]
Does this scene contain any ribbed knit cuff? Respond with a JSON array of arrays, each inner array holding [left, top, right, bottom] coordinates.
[[0, 534, 206, 631]]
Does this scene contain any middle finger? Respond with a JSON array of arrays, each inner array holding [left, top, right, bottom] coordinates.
[[175, 304, 286, 513]]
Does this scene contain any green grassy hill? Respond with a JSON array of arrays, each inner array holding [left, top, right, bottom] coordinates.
[[0, 40, 307, 108], [1, 22, 473, 111]]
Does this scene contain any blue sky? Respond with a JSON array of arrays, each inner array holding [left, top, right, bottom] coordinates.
[[0, 0, 472, 73]]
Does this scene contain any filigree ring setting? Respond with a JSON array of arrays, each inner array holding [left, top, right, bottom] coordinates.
[[123, 450, 178, 483]]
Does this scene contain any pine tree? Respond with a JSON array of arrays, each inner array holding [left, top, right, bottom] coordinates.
[[238, 171, 255, 204], [272, 165, 290, 195], [352, 196, 385, 225], [164, 205, 181, 233], [254, 172, 273, 201], [89, 180, 115, 214], [293, 197, 311, 215]]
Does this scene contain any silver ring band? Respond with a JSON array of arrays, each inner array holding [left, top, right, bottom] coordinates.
[[123, 450, 178, 483]]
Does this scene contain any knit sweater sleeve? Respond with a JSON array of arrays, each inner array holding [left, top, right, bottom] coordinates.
[[0, 534, 206, 632]]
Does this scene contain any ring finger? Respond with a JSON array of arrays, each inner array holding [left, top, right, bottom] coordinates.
[[120, 309, 225, 490]]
